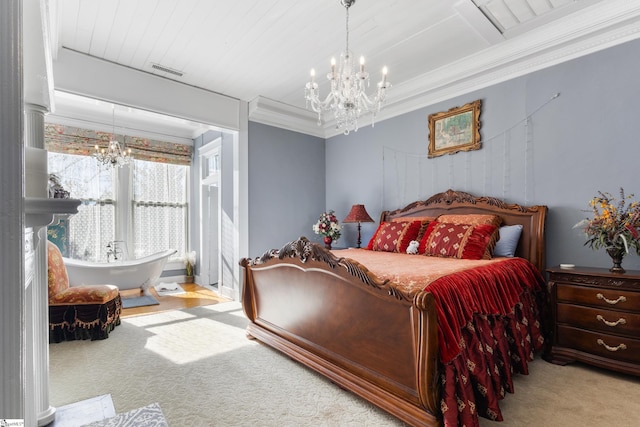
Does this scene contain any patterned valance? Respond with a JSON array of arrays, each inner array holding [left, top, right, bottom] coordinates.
[[44, 124, 193, 166]]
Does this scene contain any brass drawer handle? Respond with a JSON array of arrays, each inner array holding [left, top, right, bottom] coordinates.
[[596, 314, 626, 327], [596, 293, 627, 305], [596, 339, 627, 352]]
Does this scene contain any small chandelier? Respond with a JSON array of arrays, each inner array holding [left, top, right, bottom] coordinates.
[[93, 104, 132, 168], [304, 0, 390, 135]]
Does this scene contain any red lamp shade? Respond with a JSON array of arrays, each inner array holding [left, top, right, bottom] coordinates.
[[343, 204, 374, 248], [343, 204, 374, 224]]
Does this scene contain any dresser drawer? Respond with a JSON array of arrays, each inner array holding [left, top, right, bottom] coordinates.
[[557, 325, 640, 364], [556, 283, 640, 311], [557, 303, 640, 337]]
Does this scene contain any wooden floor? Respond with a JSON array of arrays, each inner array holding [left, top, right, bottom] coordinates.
[[119, 283, 231, 318]]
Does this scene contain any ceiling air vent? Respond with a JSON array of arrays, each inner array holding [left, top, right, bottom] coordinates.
[[151, 63, 184, 77]]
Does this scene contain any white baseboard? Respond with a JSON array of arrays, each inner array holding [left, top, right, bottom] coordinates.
[[157, 275, 186, 283]]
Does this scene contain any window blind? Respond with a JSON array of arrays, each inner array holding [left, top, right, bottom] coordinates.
[[44, 123, 193, 166]]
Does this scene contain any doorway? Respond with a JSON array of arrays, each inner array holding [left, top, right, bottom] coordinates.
[[199, 139, 221, 290]]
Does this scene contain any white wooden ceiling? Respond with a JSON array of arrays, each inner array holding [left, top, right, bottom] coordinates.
[[47, 0, 640, 139]]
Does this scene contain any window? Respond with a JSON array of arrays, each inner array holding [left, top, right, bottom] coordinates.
[[48, 153, 189, 262], [133, 159, 188, 258], [48, 152, 115, 261]]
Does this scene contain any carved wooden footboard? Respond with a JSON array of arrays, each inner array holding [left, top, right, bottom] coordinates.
[[241, 238, 441, 426]]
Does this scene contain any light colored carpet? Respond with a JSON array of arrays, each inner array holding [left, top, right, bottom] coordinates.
[[49, 302, 640, 427]]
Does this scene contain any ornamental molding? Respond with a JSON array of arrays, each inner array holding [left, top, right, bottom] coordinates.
[[249, 2, 640, 139]]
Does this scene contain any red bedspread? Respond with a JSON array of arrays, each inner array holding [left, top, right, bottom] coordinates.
[[332, 250, 545, 427], [430, 258, 545, 427]]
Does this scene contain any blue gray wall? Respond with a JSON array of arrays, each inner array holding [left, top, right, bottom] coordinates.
[[325, 38, 640, 271], [248, 121, 326, 255]]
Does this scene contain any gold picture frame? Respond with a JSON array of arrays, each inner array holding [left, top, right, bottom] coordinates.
[[428, 99, 482, 158]]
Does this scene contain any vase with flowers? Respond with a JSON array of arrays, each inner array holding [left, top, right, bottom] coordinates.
[[575, 188, 640, 273], [313, 210, 342, 249]]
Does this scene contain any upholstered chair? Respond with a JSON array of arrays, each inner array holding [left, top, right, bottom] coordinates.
[[47, 241, 122, 342]]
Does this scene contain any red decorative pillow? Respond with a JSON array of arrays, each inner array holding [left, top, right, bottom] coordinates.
[[397, 220, 426, 252], [367, 222, 387, 250], [367, 220, 425, 252], [390, 217, 433, 243], [419, 221, 499, 259]]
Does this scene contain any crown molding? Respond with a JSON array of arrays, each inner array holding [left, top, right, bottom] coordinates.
[[249, 0, 640, 139], [248, 97, 326, 138]]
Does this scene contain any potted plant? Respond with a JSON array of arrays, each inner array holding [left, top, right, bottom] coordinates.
[[184, 251, 196, 283]]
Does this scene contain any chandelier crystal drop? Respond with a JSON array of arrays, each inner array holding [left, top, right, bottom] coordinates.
[[304, 0, 390, 135], [93, 104, 132, 168]]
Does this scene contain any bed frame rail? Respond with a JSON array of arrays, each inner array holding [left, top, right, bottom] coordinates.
[[241, 238, 441, 426]]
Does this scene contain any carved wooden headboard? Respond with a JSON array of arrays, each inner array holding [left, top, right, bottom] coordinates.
[[381, 189, 548, 273]]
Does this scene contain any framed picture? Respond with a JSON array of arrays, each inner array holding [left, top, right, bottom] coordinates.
[[428, 99, 482, 158]]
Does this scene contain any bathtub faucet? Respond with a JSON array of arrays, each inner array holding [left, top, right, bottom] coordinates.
[[106, 241, 124, 262]]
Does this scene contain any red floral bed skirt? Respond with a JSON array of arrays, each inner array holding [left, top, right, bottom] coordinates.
[[427, 259, 546, 427]]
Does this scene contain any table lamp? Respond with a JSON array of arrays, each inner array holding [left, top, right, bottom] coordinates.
[[343, 204, 374, 248]]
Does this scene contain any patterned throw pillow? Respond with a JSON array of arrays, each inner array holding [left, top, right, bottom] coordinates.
[[419, 221, 499, 259], [390, 217, 433, 242], [367, 220, 426, 252]]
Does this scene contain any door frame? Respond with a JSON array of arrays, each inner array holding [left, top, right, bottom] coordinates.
[[199, 138, 222, 289]]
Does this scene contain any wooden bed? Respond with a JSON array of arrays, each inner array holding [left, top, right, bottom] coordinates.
[[240, 189, 547, 427]]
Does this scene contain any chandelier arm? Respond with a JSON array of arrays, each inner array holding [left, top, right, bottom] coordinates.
[[357, 92, 375, 109]]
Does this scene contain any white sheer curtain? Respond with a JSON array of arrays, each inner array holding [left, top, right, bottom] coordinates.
[[133, 159, 187, 258], [48, 152, 115, 261]]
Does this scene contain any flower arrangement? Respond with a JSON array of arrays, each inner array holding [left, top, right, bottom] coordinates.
[[184, 251, 197, 277], [574, 188, 640, 255], [313, 210, 342, 240]]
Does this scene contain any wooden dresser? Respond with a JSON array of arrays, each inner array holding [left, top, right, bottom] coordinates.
[[546, 266, 640, 376]]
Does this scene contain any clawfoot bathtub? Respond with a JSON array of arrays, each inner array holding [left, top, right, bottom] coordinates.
[[63, 249, 177, 295]]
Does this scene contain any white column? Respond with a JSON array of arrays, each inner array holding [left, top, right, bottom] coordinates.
[[0, 0, 26, 422], [25, 103, 48, 149], [25, 103, 56, 426], [33, 225, 55, 426]]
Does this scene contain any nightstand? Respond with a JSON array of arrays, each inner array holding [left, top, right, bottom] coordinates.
[[546, 266, 640, 376]]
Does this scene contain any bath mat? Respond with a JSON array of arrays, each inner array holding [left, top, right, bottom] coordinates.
[[81, 402, 168, 427], [154, 282, 186, 296], [121, 295, 159, 309]]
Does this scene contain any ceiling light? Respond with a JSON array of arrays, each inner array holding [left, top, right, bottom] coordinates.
[[304, 0, 390, 135], [93, 104, 132, 168]]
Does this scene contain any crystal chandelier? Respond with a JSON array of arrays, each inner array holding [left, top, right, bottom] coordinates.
[[93, 104, 132, 168], [304, 0, 390, 135]]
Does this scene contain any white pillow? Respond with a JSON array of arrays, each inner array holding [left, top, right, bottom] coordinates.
[[494, 224, 523, 257]]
